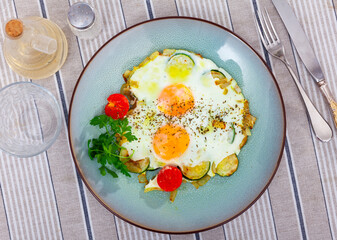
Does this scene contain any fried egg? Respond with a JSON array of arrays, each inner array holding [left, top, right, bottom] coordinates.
[[121, 49, 255, 180]]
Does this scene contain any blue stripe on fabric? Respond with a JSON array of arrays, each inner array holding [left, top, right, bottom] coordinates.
[[32, 98, 45, 141], [73, 169, 93, 240], [301, 133, 333, 240], [38, 0, 47, 18], [11, 0, 18, 17], [75, 36, 86, 67], [44, 152, 64, 240], [0, 183, 12, 240], [174, 0, 179, 16], [332, 0, 337, 22], [37, 0, 94, 239], [284, 139, 307, 240], [119, 0, 127, 28], [266, 190, 279, 240], [224, 0, 234, 31], [195, 232, 201, 240], [251, 0, 305, 239], [145, 0, 154, 19], [55, 72, 69, 124], [113, 219, 121, 240]]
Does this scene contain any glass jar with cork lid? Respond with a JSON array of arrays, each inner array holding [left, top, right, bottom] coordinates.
[[3, 17, 68, 79]]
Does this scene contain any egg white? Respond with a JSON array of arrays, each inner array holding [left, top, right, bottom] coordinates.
[[122, 50, 246, 173]]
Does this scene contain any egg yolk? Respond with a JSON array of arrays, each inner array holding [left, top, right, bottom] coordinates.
[[157, 84, 194, 116], [153, 124, 190, 160]]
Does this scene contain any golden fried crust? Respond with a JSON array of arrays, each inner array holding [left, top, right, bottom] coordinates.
[[123, 51, 162, 83], [239, 135, 248, 149], [241, 99, 256, 130]]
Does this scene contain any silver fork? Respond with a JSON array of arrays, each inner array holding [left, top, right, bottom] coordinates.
[[255, 9, 332, 142]]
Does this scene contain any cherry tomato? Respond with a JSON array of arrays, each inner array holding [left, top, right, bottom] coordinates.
[[157, 166, 182, 192], [105, 94, 129, 119]]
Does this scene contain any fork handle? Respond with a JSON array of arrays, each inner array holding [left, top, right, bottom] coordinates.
[[284, 63, 332, 142], [318, 81, 337, 130]]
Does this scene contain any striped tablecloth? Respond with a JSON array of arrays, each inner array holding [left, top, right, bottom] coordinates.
[[1, 0, 337, 239]]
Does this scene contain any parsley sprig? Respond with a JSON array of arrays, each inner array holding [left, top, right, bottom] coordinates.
[[88, 115, 137, 178]]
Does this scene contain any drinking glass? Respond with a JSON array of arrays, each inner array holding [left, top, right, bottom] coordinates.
[[0, 82, 62, 157]]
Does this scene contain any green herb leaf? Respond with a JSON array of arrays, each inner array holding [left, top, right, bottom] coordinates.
[[99, 166, 107, 176], [88, 114, 137, 179], [90, 115, 109, 128], [124, 132, 138, 142], [105, 167, 118, 178]]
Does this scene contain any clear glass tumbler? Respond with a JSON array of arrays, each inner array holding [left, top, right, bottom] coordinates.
[[0, 82, 62, 157]]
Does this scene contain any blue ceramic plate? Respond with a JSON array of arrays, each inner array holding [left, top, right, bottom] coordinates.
[[69, 17, 285, 233]]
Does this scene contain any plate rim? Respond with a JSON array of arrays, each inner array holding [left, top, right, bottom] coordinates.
[[68, 16, 286, 234]]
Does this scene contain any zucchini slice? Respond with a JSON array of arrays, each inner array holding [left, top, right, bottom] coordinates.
[[214, 154, 238, 177], [147, 166, 159, 171], [211, 70, 231, 89], [119, 148, 149, 173], [166, 53, 194, 79], [169, 53, 195, 65], [211, 69, 226, 82], [124, 158, 150, 174], [191, 175, 211, 189], [181, 161, 210, 180]]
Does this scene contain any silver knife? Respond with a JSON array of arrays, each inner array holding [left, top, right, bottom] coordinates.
[[272, 0, 337, 130]]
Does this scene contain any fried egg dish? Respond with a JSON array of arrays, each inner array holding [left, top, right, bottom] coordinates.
[[120, 49, 256, 199]]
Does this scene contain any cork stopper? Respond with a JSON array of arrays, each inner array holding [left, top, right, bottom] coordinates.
[[5, 19, 23, 38]]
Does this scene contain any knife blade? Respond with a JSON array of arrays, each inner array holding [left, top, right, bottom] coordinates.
[[272, 0, 337, 129], [272, 0, 323, 81]]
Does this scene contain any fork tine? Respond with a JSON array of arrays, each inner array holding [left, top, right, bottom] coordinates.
[[260, 9, 274, 44], [254, 12, 268, 48], [264, 8, 279, 41], [256, 10, 271, 45], [255, 20, 269, 48], [254, 17, 268, 48]]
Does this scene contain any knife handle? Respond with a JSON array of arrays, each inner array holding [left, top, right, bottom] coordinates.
[[319, 81, 337, 129], [285, 64, 332, 142]]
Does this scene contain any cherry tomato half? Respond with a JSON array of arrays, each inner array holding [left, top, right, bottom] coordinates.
[[157, 166, 182, 192], [105, 94, 129, 119]]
